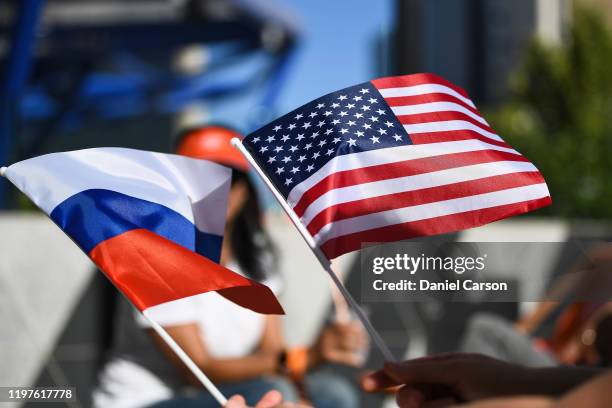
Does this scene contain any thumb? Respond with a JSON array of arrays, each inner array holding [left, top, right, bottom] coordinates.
[[226, 395, 247, 408], [255, 390, 283, 408]]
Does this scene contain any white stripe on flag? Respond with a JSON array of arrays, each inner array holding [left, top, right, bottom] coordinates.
[[313, 183, 551, 245], [377, 84, 476, 108], [5, 148, 231, 235], [286, 140, 520, 206], [299, 161, 539, 226], [391, 102, 489, 126], [403, 121, 503, 142]]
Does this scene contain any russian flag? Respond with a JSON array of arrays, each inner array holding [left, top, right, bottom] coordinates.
[[3, 148, 283, 315]]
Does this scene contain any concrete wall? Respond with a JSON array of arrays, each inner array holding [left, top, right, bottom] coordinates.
[[0, 213, 92, 395]]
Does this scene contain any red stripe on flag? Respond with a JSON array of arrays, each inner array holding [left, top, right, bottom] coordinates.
[[306, 171, 545, 236], [383, 93, 480, 115], [409, 130, 513, 149], [319, 196, 553, 259], [292, 149, 527, 217], [371, 73, 470, 98], [397, 112, 495, 135], [90, 228, 284, 314]]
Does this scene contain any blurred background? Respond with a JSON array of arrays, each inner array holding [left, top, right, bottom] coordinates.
[[1, 0, 612, 407]]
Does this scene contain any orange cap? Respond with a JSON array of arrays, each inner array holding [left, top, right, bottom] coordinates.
[[176, 125, 249, 172]]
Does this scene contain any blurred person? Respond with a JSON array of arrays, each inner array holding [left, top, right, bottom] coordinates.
[[460, 244, 612, 367], [460, 303, 612, 368], [361, 353, 607, 408], [93, 125, 364, 408]]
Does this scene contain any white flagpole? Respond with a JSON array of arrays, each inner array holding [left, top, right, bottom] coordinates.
[[143, 311, 229, 406], [231, 138, 395, 362], [2, 166, 229, 405]]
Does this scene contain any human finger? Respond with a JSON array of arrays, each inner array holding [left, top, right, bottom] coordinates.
[[362, 369, 402, 391], [226, 395, 247, 408], [255, 390, 284, 408], [363, 354, 468, 392]]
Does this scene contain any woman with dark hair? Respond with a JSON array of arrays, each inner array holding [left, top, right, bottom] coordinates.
[[93, 126, 364, 408]]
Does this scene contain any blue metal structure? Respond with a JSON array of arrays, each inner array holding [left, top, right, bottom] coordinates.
[[0, 0, 46, 207], [0, 0, 300, 207]]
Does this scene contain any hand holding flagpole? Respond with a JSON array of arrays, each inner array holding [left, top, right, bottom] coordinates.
[[0, 167, 7, 177]]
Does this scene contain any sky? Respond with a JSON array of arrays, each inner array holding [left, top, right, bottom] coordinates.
[[276, 0, 394, 113], [209, 0, 394, 134]]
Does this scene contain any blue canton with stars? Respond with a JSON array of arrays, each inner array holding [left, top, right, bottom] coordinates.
[[243, 81, 412, 197]]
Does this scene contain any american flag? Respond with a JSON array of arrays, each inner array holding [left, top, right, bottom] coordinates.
[[243, 73, 551, 259]]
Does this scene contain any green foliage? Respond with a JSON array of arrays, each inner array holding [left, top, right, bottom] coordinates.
[[489, 7, 612, 219]]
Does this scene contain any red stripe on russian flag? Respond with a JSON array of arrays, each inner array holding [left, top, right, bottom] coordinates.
[[90, 228, 284, 314]]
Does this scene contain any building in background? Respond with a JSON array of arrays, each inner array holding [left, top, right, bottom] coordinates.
[[394, 0, 571, 105]]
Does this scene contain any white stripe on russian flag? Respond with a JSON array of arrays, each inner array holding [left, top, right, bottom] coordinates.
[[5, 148, 231, 237]]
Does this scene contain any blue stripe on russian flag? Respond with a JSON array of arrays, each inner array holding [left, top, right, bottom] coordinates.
[[49, 189, 223, 263]]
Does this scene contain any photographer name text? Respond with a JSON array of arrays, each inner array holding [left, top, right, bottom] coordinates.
[[371, 254, 509, 293]]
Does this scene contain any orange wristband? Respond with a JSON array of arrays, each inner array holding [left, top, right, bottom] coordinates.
[[285, 347, 309, 380]]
